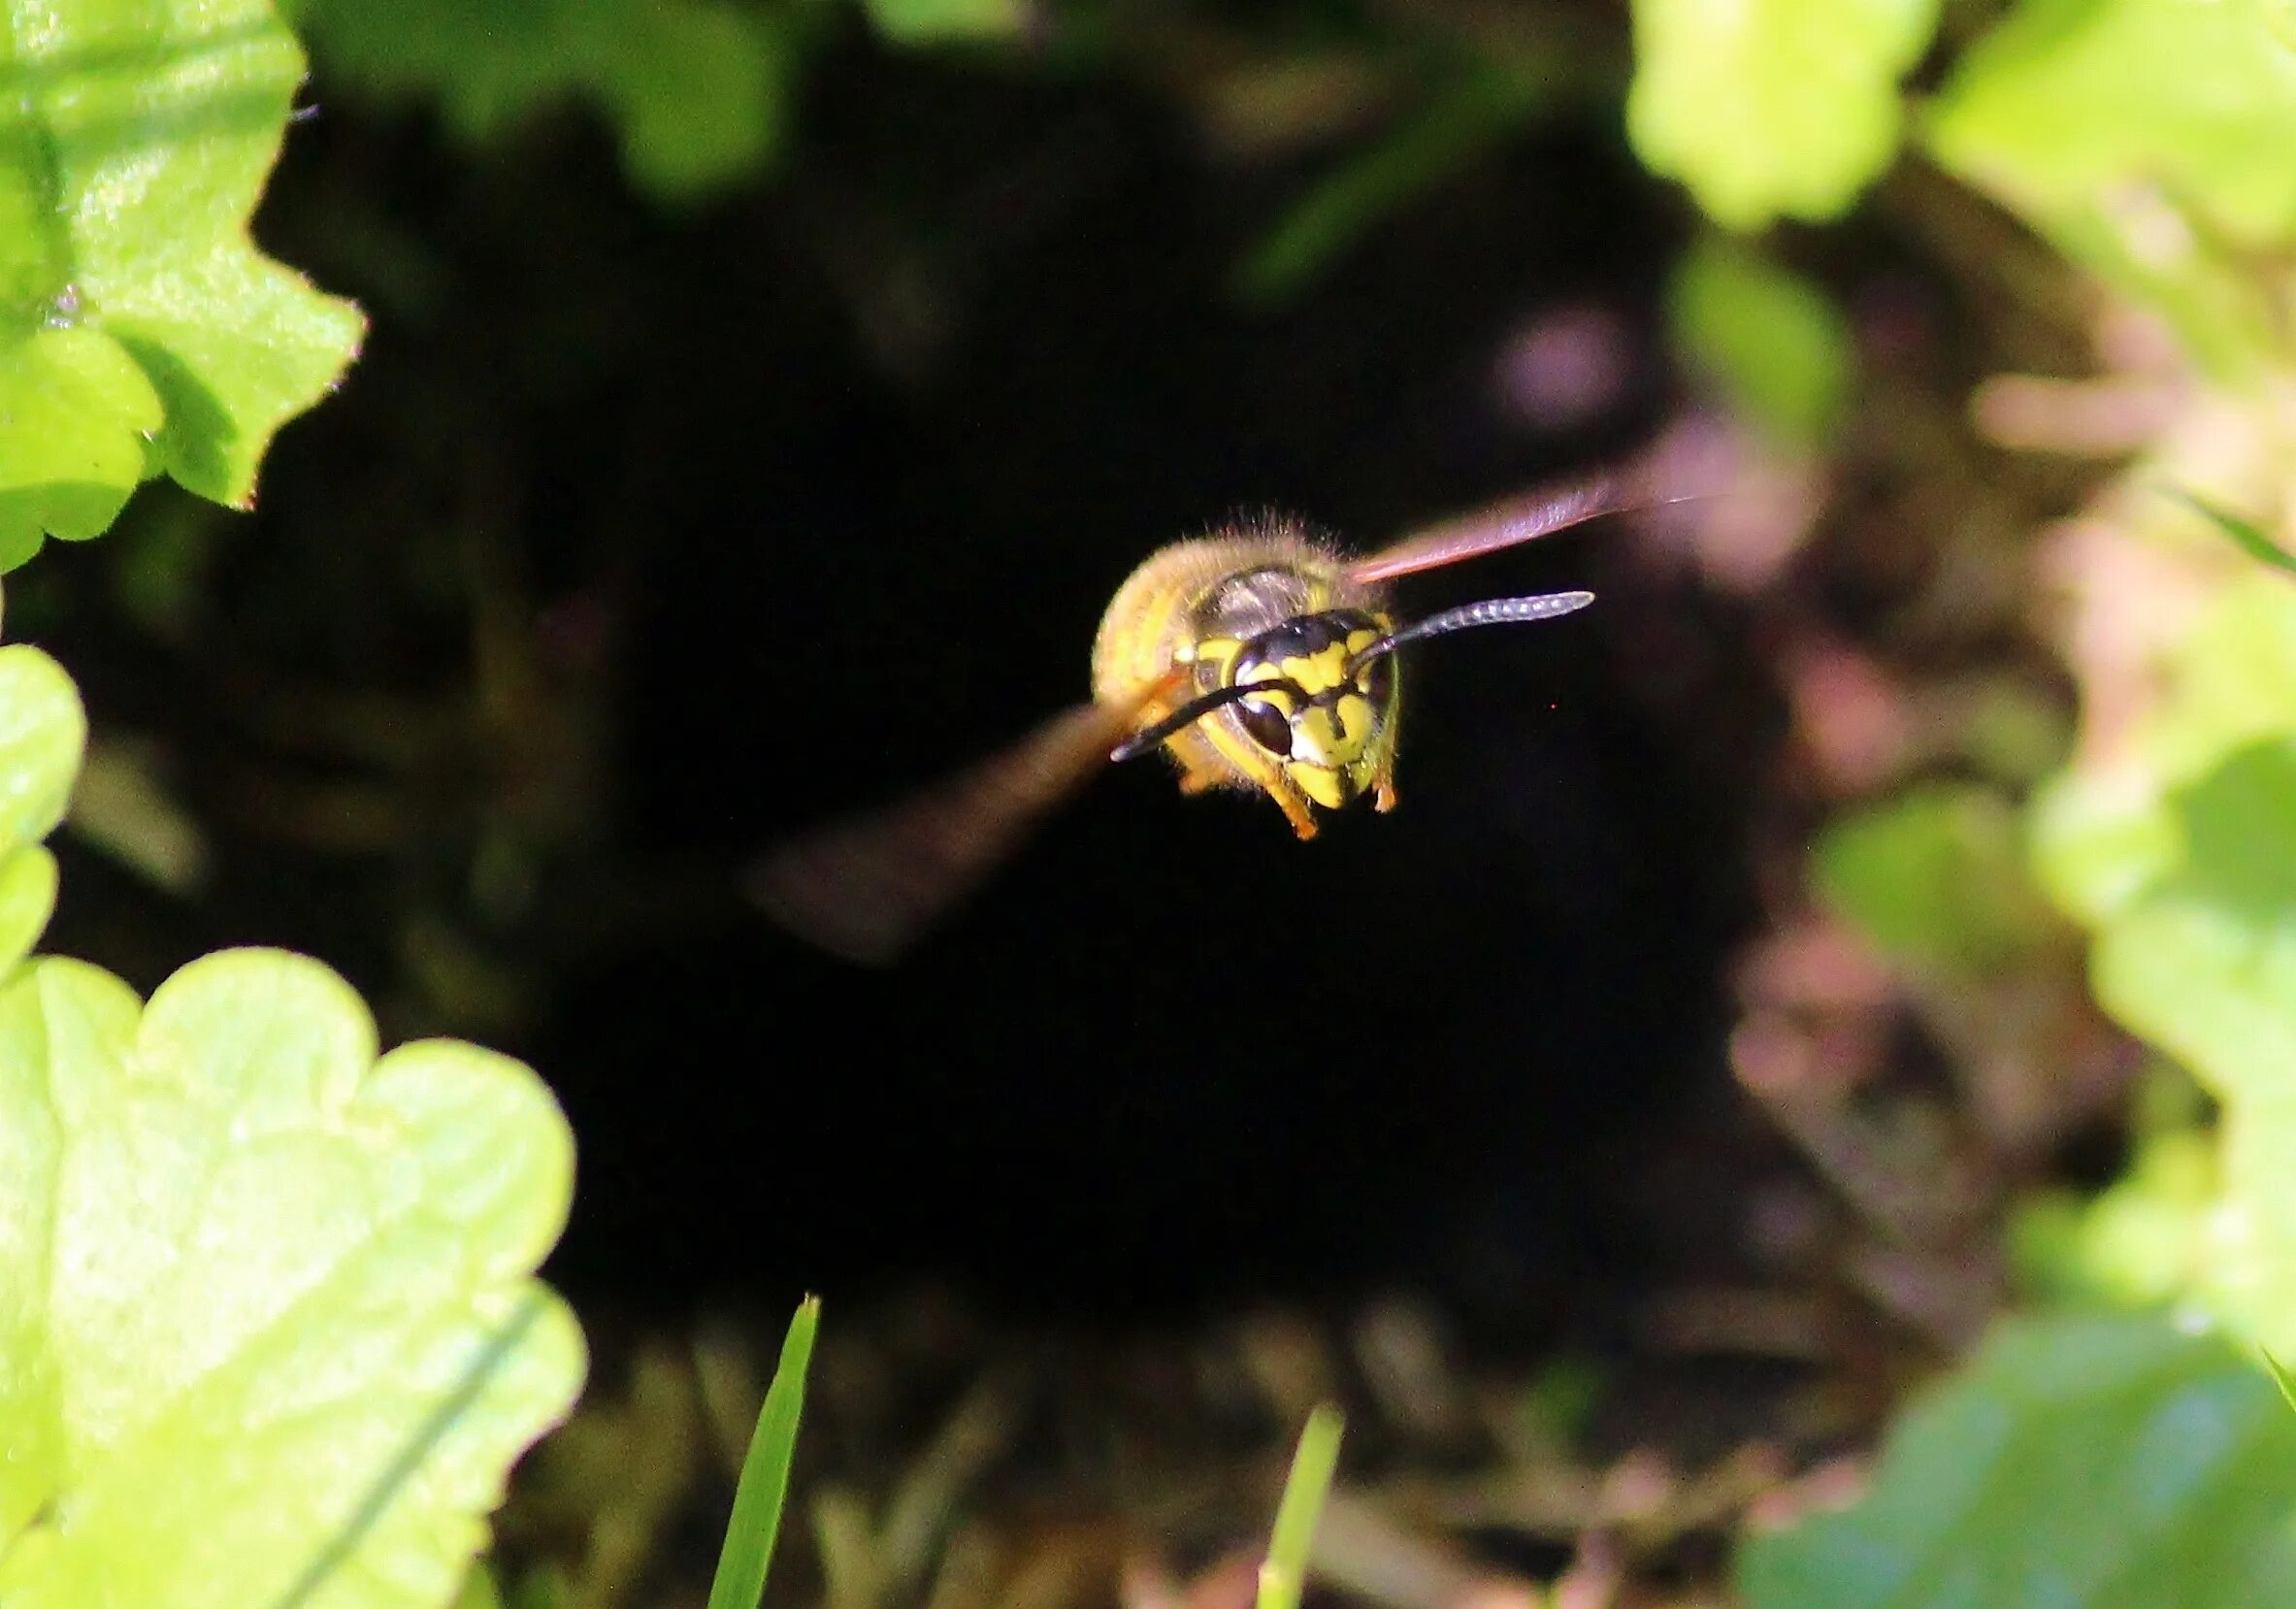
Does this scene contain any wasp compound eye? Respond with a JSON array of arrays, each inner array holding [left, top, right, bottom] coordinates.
[[1237, 695, 1294, 756]]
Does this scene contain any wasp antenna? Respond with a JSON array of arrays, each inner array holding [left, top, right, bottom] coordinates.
[[1344, 590, 1594, 675], [1110, 678, 1307, 763]]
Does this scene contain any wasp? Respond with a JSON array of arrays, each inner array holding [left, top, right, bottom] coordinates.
[[751, 465, 1681, 964]]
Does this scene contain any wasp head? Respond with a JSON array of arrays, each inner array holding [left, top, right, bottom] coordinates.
[[1227, 609, 1398, 807]]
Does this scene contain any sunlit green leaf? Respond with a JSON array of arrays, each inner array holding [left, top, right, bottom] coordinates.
[[1626, 0, 1940, 228], [2032, 576, 2296, 925], [292, 0, 796, 201], [0, 948, 585, 1609], [2031, 564, 2296, 1357], [2087, 743, 2296, 1349], [1929, 0, 2296, 246], [1667, 239, 1852, 445], [1926, 0, 2296, 374], [0, 0, 366, 569], [0, 844, 56, 979], [2016, 1130, 2216, 1310], [0, 639, 85, 973], [1740, 1315, 2296, 1607]]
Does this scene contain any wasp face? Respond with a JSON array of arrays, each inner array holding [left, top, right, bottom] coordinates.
[[1227, 609, 1397, 808]]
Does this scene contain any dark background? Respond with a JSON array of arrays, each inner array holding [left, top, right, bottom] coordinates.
[[34, 30, 1776, 1338]]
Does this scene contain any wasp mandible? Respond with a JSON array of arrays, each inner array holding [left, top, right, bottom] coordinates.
[[752, 464, 1684, 964]]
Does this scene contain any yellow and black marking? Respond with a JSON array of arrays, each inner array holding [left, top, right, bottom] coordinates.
[[1092, 518, 1403, 838]]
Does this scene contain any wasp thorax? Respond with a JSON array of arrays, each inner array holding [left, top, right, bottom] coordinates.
[[1228, 609, 1395, 807]]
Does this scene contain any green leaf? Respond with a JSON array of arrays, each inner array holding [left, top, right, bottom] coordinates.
[[293, 0, 795, 201], [1667, 239, 1853, 445], [0, 640, 85, 973], [1258, 1404, 1344, 1609], [2032, 575, 2296, 926], [0, 844, 57, 978], [0, 948, 585, 1609], [1924, 0, 2296, 375], [1625, 0, 1940, 228], [0, 329, 166, 567], [863, 0, 1025, 45], [1815, 783, 2054, 976], [1739, 1315, 2296, 1607], [2086, 741, 2296, 1349], [706, 1297, 819, 1609], [2016, 1129, 2216, 1309], [1928, 0, 2296, 248], [0, 0, 366, 568], [2026, 541, 2296, 1356]]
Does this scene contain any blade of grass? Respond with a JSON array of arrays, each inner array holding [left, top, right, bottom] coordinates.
[[2263, 1349, 2296, 1417], [706, 1296, 822, 1609], [1257, 1403, 1346, 1609], [2172, 489, 2296, 579]]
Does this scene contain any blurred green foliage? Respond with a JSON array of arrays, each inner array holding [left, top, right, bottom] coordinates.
[[1740, 1316, 2296, 1606], [1234, 62, 1551, 305], [1815, 783, 2056, 979], [1626, 0, 1938, 228], [1666, 238, 1852, 446], [860, 0, 1025, 45], [1258, 1404, 1346, 1609], [285, 0, 803, 200], [2024, 566, 2296, 1347], [1926, 0, 2296, 376]]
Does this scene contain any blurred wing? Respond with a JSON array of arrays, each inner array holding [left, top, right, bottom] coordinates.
[[746, 675, 1175, 966], [1348, 464, 1687, 585]]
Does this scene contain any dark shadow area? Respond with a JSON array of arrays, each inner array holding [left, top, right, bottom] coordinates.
[[36, 32, 1775, 1340]]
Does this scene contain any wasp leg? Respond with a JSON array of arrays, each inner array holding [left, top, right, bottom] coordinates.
[[1176, 765, 1221, 796], [1274, 782, 1320, 839]]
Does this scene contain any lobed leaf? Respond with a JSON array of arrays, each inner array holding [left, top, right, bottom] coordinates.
[[0, 631, 86, 973], [0, 947, 585, 1609], [0, 0, 366, 568]]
